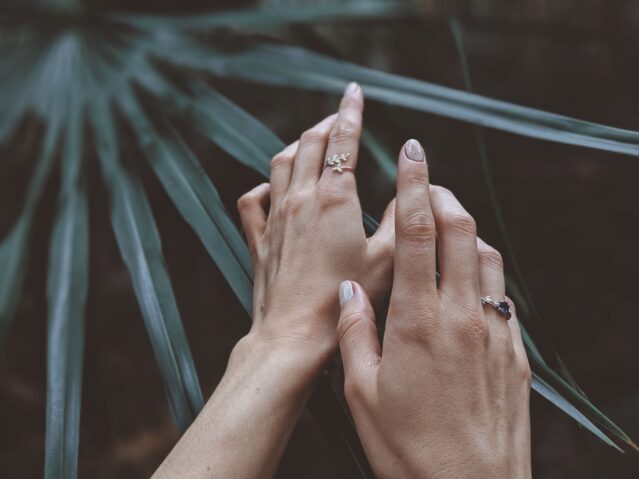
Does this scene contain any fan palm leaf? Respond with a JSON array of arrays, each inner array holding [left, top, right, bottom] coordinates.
[[1, 3, 637, 478]]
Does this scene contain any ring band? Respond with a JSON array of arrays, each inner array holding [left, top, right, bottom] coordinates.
[[481, 296, 512, 320], [325, 153, 352, 173]]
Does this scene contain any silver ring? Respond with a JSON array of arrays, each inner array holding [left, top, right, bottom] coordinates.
[[481, 296, 512, 320], [324, 153, 353, 173]]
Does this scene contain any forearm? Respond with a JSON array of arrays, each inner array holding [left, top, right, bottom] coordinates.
[[153, 332, 328, 479]]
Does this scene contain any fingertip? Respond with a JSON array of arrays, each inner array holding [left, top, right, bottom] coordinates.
[[344, 82, 360, 95], [339, 280, 354, 306], [340, 82, 364, 109], [397, 139, 430, 194], [256, 182, 270, 194], [402, 138, 425, 163]]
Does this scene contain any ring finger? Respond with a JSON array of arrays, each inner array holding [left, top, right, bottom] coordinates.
[[477, 237, 514, 347]]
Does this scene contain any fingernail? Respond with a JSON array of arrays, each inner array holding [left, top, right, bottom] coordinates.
[[339, 281, 354, 305], [404, 139, 425, 162], [345, 82, 360, 95]]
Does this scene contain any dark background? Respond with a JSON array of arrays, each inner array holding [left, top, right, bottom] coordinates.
[[1, 0, 639, 477]]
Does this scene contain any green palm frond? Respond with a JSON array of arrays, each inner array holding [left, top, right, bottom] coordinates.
[[45, 107, 88, 479], [91, 99, 204, 430], [1, 3, 637, 478]]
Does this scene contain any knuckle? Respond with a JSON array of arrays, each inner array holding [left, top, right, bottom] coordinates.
[[329, 120, 358, 143], [443, 212, 477, 237], [478, 244, 504, 270], [496, 331, 516, 358], [375, 239, 395, 265], [281, 191, 308, 216], [253, 241, 267, 263], [317, 183, 349, 208], [518, 357, 532, 386], [456, 314, 489, 348], [343, 377, 365, 406], [398, 211, 436, 243], [270, 152, 293, 171], [337, 309, 375, 342], [236, 193, 253, 212], [387, 299, 440, 342]]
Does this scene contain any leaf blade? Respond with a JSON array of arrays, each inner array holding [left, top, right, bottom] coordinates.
[[167, 42, 639, 157], [116, 88, 255, 313], [90, 98, 204, 430], [0, 123, 59, 342], [44, 111, 88, 479], [531, 373, 623, 452]]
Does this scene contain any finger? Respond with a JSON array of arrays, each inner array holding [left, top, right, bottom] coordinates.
[[477, 236, 513, 347], [505, 301, 528, 365], [289, 114, 338, 189], [392, 139, 437, 313], [319, 82, 364, 189], [270, 141, 298, 209], [477, 237, 505, 299], [430, 185, 479, 301], [237, 183, 270, 262], [337, 281, 381, 396], [367, 198, 395, 259]]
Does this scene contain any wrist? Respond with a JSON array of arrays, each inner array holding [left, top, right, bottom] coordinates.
[[230, 329, 335, 393]]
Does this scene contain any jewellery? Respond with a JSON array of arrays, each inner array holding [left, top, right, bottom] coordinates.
[[481, 296, 512, 320], [325, 153, 353, 173]]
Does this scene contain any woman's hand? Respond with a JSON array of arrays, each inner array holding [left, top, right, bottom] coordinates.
[[236, 82, 394, 373], [336, 139, 532, 479], [154, 84, 395, 479]]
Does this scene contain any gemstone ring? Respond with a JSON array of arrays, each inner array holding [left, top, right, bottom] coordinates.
[[481, 296, 512, 320]]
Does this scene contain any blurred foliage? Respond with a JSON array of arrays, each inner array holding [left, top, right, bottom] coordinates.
[[1, 1, 637, 477]]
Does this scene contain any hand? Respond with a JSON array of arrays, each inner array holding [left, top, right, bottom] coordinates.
[[336, 140, 532, 478], [237, 82, 394, 371], [155, 84, 395, 479]]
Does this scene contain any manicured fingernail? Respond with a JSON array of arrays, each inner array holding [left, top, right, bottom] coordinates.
[[345, 82, 360, 95], [339, 281, 354, 305], [404, 139, 424, 162]]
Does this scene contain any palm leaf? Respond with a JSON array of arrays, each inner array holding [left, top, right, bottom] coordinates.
[[112, 1, 416, 31], [177, 76, 636, 451], [531, 372, 622, 452], [447, 17, 637, 451], [44, 109, 88, 479], [0, 123, 59, 341], [1, 5, 636, 475], [115, 88, 255, 313], [361, 128, 397, 182], [90, 98, 204, 431], [123, 88, 373, 478], [89, 27, 375, 476], [148, 39, 639, 157]]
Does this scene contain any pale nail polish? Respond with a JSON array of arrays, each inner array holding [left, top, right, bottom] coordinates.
[[404, 139, 425, 162], [345, 82, 360, 95], [339, 281, 354, 305]]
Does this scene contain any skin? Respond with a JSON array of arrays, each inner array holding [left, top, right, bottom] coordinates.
[[155, 84, 532, 478], [154, 83, 396, 479], [336, 140, 532, 478]]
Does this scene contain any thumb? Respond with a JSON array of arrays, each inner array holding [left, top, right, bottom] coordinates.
[[337, 281, 381, 388]]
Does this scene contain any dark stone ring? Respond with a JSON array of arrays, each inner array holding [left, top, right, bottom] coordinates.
[[481, 296, 512, 320]]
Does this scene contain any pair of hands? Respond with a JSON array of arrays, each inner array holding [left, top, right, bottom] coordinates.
[[237, 83, 532, 478]]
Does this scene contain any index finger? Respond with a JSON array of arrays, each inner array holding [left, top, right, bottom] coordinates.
[[318, 82, 364, 190]]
